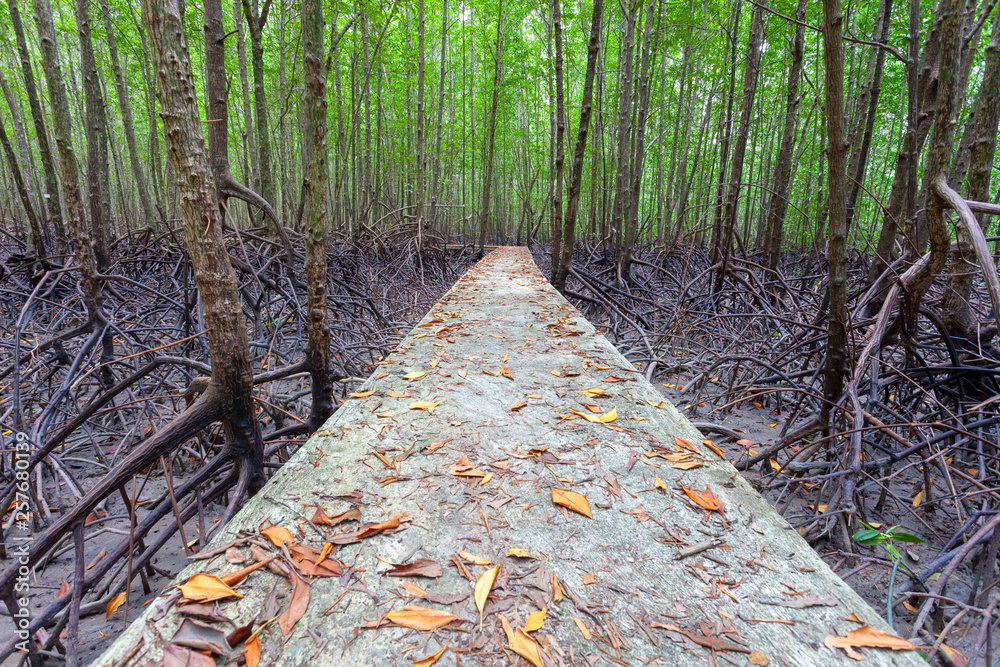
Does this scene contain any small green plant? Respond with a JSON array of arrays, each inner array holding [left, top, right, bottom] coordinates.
[[852, 522, 926, 627]]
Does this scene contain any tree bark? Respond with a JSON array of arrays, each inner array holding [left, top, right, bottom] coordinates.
[[552, 0, 603, 293], [144, 0, 265, 494], [478, 0, 505, 253], [549, 0, 566, 281], [8, 0, 64, 254], [0, 105, 43, 253], [762, 0, 807, 272], [242, 0, 276, 208]]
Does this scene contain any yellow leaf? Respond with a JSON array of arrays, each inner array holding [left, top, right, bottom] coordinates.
[[106, 592, 126, 620], [412, 643, 449, 667], [844, 613, 865, 624], [177, 573, 243, 603], [260, 525, 294, 547], [939, 644, 967, 667], [578, 387, 609, 398], [475, 565, 499, 630], [672, 460, 702, 470], [582, 572, 595, 585], [409, 400, 441, 413], [386, 605, 458, 631], [749, 651, 769, 666], [912, 491, 923, 507], [402, 371, 428, 380], [573, 616, 591, 640], [501, 614, 515, 644], [458, 551, 491, 566], [387, 390, 412, 398], [400, 579, 427, 597], [770, 459, 782, 472], [551, 487, 593, 518], [654, 475, 668, 490], [524, 608, 546, 632], [349, 389, 377, 398], [506, 547, 536, 559], [597, 407, 617, 423], [509, 628, 544, 667]]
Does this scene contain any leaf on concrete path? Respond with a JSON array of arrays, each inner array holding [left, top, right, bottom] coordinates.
[[243, 635, 261, 667], [402, 371, 428, 380], [311, 506, 361, 527], [400, 579, 428, 597], [458, 551, 491, 566], [349, 389, 377, 398], [176, 602, 234, 625], [224, 547, 246, 564], [386, 605, 459, 631], [163, 643, 217, 667], [552, 487, 593, 518], [654, 475, 668, 490], [506, 547, 536, 559], [412, 643, 449, 667], [510, 400, 527, 412], [680, 485, 725, 514], [675, 437, 698, 453], [524, 608, 546, 632], [260, 526, 295, 547], [509, 628, 544, 667], [387, 389, 412, 398], [703, 439, 726, 459], [657, 624, 751, 653], [475, 565, 500, 629], [409, 400, 441, 413], [384, 559, 444, 578], [749, 651, 769, 665], [106, 592, 126, 620], [170, 618, 233, 655], [824, 625, 917, 660], [178, 573, 242, 603], [277, 570, 310, 636]]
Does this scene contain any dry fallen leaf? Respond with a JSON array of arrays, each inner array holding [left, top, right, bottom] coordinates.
[[384, 559, 444, 578], [510, 400, 527, 412], [409, 400, 441, 413], [654, 475, 668, 490], [582, 572, 595, 585], [277, 570, 309, 636], [510, 628, 544, 667], [311, 507, 361, 527], [243, 635, 261, 667], [224, 547, 246, 564], [506, 547, 536, 559], [412, 643, 449, 667], [703, 439, 726, 459], [402, 371, 428, 380], [680, 484, 725, 513], [574, 616, 591, 639], [260, 526, 294, 547], [386, 605, 459, 631], [106, 591, 126, 620], [349, 389, 377, 398], [824, 625, 917, 660], [475, 565, 500, 629], [387, 389, 412, 398], [579, 387, 609, 398], [178, 573, 242, 603], [524, 608, 546, 632], [552, 487, 593, 518], [458, 551, 491, 566], [749, 651, 769, 666]]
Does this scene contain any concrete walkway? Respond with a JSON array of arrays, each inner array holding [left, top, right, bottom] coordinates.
[[96, 248, 923, 667]]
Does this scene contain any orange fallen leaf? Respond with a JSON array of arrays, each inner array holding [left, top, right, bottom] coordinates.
[[312, 507, 361, 527], [106, 591, 126, 620], [574, 616, 591, 640], [510, 401, 527, 412], [386, 605, 459, 631], [178, 573, 242, 603], [277, 570, 310, 636], [552, 487, 593, 518], [681, 484, 725, 513], [387, 389, 412, 398], [349, 389, 377, 398], [749, 651, 769, 666], [243, 634, 261, 667], [509, 628, 544, 667], [458, 551, 491, 566], [703, 439, 726, 459], [824, 625, 917, 660], [582, 572, 595, 585], [654, 475, 668, 490], [507, 547, 536, 559], [412, 643, 449, 667], [260, 525, 294, 547]]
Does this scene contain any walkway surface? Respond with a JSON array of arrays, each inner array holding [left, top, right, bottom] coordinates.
[[96, 248, 922, 667]]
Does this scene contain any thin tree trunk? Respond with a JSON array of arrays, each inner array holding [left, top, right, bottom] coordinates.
[[611, 1, 637, 266], [478, 0, 505, 253], [549, 0, 566, 281], [8, 0, 64, 254], [415, 0, 426, 263], [428, 0, 448, 239], [242, 0, 275, 207], [0, 107, 43, 253], [553, 0, 603, 293]]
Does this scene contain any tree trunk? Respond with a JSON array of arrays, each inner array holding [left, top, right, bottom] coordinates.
[[714, 0, 766, 293], [242, 0, 275, 208], [32, 0, 101, 318], [610, 1, 637, 266], [552, 0, 603, 293], [415, 0, 426, 263], [144, 0, 265, 495], [99, 0, 159, 228], [710, 0, 742, 267], [549, 0, 565, 281], [0, 106, 43, 253], [428, 0, 448, 239], [8, 0, 64, 254], [478, 0, 505, 253], [762, 0, 807, 272], [821, 0, 848, 422]]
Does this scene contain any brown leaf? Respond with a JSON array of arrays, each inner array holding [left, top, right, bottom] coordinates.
[[178, 573, 242, 603], [657, 624, 750, 653], [384, 559, 444, 578], [506, 547, 535, 559], [386, 605, 459, 631], [400, 579, 428, 597], [749, 651, 769, 666], [509, 628, 544, 667], [170, 618, 232, 655], [763, 595, 838, 610], [510, 400, 527, 412], [552, 487, 593, 518], [702, 439, 726, 459], [224, 547, 246, 564], [163, 643, 216, 667], [680, 485, 725, 513], [824, 625, 917, 660], [311, 507, 361, 527], [277, 571, 310, 636]]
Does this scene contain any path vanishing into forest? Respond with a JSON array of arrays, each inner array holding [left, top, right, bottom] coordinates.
[[95, 248, 923, 667]]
